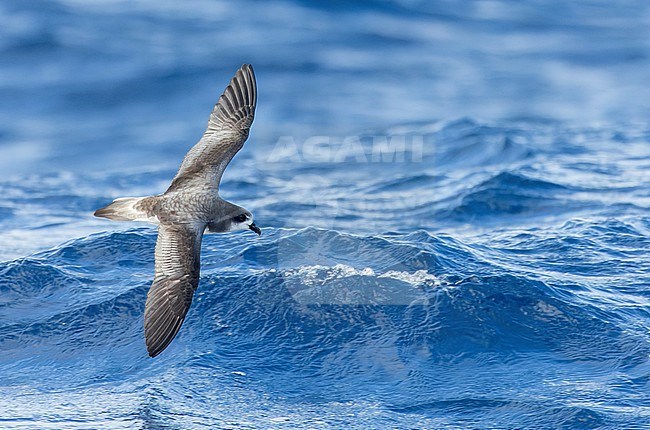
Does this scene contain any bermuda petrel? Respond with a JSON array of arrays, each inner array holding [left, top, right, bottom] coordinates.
[[95, 64, 259, 357]]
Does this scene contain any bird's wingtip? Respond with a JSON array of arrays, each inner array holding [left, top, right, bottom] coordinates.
[[147, 348, 160, 358]]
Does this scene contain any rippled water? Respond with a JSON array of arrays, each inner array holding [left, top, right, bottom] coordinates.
[[1, 1, 650, 429]]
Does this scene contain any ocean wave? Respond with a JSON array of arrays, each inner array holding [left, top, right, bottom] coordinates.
[[2, 225, 647, 373], [0, 207, 648, 428]]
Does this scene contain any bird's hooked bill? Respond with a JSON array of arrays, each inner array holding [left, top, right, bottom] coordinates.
[[249, 223, 261, 235]]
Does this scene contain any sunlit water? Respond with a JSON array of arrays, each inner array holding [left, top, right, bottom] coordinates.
[[1, 1, 650, 428]]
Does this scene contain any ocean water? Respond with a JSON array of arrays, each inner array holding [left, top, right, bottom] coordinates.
[[1, 1, 650, 429]]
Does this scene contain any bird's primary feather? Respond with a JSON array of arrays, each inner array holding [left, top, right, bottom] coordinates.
[[167, 64, 257, 193]]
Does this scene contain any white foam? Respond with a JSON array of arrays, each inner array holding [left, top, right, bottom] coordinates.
[[267, 264, 446, 305], [378, 269, 442, 286], [282, 264, 440, 287]]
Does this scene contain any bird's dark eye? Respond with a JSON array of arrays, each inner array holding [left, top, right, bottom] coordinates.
[[233, 214, 247, 223]]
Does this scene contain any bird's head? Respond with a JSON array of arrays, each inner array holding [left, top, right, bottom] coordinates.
[[229, 209, 261, 235], [207, 201, 261, 235]]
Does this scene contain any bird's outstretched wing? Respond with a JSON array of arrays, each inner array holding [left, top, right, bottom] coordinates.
[[167, 64, 257, 193], [144, 223, 205, 357]]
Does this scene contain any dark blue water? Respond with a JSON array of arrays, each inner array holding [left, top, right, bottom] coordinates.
[[1, 1, 650, 428]]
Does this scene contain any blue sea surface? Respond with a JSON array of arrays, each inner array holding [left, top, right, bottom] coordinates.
[[1, 1, 650, 428]]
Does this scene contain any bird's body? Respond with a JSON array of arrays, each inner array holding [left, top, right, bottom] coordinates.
[[94, 64, 259, 357]]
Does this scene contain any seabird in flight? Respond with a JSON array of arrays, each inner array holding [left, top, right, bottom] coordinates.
[[94, 64, 260, 357]]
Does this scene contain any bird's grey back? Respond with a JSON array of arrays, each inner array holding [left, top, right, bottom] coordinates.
[[129, 65, 257, 225]]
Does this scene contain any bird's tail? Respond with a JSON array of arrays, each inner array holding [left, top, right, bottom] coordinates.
[[94, 196, 159, 223]]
